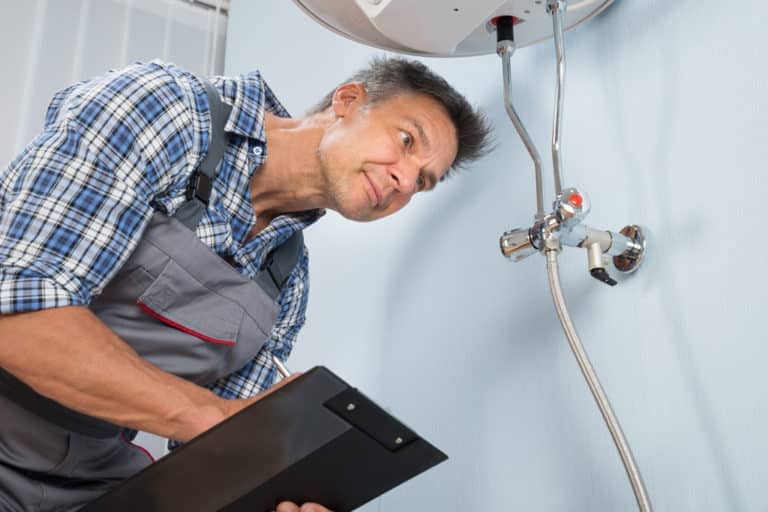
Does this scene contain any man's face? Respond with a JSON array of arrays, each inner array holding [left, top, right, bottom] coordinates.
[[317, 86, 458, 222]]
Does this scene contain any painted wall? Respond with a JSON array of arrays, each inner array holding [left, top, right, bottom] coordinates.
[[226, 1, 767, 510]]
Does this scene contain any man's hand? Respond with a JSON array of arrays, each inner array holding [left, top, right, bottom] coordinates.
[[167, 372, 301, 440], [276, 501, 333, 512]]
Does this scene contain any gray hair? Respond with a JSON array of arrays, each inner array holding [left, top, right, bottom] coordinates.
[[309, 57, 493, 175]]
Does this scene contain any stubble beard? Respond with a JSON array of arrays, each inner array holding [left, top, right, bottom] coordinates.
[[316, 147, 370, 222]]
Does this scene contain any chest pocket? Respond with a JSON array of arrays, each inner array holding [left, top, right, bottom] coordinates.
[[137, 260, 244, 347]]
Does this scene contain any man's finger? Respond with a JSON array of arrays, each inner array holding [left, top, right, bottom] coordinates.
[[276, 502, 300, 512], [300, 503, 332, 512]]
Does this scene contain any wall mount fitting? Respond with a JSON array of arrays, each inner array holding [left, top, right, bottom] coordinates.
[[613, 225, 647, 274]]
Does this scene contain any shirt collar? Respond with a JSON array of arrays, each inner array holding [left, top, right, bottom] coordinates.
[[222, 70, 290, 142]]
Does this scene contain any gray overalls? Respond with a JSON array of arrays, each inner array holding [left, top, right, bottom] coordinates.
[[0, 80, 301, 511]]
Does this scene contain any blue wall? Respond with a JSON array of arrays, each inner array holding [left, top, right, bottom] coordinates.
[[227, 1, 767, 510]]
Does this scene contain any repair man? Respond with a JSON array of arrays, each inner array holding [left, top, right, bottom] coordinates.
[[0, 57, 491, 511]]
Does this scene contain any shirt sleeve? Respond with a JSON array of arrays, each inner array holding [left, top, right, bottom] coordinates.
[[0, 63, 196, 314]]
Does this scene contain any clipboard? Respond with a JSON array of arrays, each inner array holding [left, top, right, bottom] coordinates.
[[81, 366, 447, 511]]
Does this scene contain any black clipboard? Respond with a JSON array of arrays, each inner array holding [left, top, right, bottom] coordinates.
[[81, 367, 447, 511]]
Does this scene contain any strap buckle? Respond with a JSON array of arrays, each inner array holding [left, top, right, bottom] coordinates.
[[185, 170, 213, 205]]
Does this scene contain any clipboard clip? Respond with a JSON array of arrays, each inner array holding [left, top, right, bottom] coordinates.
[[324, 388, 418, 452]]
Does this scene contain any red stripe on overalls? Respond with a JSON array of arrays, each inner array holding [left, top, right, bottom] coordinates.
[[136, 301, 236, 346], [120, 432, 156, 463]]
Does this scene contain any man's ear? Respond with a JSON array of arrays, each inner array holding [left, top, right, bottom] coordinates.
[[331, 82, 367, 117]]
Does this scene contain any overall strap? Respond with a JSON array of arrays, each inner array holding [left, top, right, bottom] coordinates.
[[254, 230, 304, 300], [174, 77, 233, 230], [175, 77, 304, 300]]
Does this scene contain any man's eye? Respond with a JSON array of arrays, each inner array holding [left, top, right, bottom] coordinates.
[[399, 130, 413, 147], [416, 175, 426, 190]]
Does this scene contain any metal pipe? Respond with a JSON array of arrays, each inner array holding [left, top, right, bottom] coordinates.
[[545, 250, 653, 512], [498, 43, 545, 220], [548, 0, 566, 196], [559, 225, 639, 256]]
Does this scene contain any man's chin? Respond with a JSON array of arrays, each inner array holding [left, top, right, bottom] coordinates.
[[340, 210, 378, 223], [329, 187, 385, 222], [334, 203, 379, 223]]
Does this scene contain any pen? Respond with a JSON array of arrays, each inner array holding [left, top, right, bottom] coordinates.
[[271, 355, 292, 379]]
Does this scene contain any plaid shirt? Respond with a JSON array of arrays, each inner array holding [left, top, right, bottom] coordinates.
[[0, 60, 321, 403]]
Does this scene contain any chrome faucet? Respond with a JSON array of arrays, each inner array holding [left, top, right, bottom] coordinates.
[[500, 186, 646, 286]]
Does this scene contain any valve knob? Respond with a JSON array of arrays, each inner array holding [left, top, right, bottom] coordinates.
[[555, 187, 590, 228], [586, 242, 616, 286], [590, 268, 617, 286], [500, 228, 537, 261], [568, 193, 583, 207]]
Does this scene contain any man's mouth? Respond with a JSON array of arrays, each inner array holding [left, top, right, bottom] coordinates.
[[362, 171, 382, 208]]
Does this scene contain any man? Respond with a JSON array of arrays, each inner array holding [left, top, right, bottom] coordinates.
[[0, 57, 491, 511]]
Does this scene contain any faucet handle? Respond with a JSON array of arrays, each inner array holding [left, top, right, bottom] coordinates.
[[590, 268, 618, 286], [586, 241, 617, 286], [500, 228, 538, 261], [555, 187, 590, 228]]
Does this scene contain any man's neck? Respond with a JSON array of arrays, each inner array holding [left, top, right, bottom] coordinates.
[[246, 112, 330, 237]]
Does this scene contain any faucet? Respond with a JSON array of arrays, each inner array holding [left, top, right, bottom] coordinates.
[[500, 187, 646, 286]]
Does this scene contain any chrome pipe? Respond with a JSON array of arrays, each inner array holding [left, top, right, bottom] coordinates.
[[498, 43, 545, 220], [548, 0, 566, 196], [545, 250, 653, 512], [560, 225, 638, 256]]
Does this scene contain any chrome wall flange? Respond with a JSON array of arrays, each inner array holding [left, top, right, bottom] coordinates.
[[613, 225, 647, 274]]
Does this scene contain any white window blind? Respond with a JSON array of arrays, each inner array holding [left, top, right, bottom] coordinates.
[[0, 0, 229, 166]]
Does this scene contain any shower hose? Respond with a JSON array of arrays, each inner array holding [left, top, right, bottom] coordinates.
[[546, 249, 653, 511]]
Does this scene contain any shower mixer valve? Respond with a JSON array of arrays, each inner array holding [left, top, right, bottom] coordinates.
[[493, 9, 647, 288], [499, 187, 647, 286]]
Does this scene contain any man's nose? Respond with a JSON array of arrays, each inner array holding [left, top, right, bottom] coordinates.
[[388, 158, 420, 194]]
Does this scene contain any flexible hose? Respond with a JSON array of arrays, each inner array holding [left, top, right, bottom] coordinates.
[[545, 250, 653, 512]]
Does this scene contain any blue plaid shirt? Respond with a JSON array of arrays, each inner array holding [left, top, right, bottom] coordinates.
[[0, 60, 322, 403]]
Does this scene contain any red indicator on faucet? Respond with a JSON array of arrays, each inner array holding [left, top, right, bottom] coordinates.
[[568, 193, 583, 207]]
